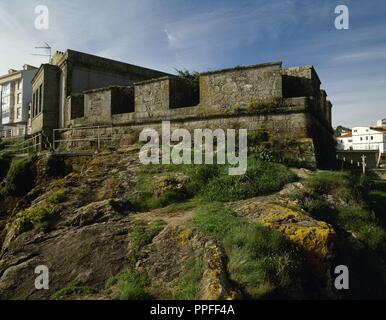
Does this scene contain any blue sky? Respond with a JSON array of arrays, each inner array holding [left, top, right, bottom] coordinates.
[[1, 0, 385, 127]]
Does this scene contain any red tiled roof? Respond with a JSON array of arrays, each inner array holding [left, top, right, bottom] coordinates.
[[339, 132, 353, 138]]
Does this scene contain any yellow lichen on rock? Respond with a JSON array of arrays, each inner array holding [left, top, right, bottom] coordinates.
[[228, 199, 335, 273], [258, 203, 335, 261], [200, 241, 239, 300]]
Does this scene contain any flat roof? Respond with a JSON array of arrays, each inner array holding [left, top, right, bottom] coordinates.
[[200, 61, 282, 76]]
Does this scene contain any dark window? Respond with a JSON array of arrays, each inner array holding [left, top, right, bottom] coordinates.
[[32, 92, 36, 117], [39, 84, 42, 113]]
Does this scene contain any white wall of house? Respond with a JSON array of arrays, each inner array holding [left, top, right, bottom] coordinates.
[[338, 121, 386, 153], [337, 135, 353, 150], [352, 127, 385, 153]]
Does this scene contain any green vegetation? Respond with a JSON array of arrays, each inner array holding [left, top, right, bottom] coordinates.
[[0, 138, 34, 156], [300, 171, 384, 250], [14, 188, 68, 234], [175, 69, 200, 88], [193, 159, 296, 202], [106, 269, 152, 300], [3, 155, 36, 196], [247, 98, 293, 112], [104, 220, 165, 300], [366, 180, 386, 227], [0, 152, 12, 181], [129, 155, 297, 212], [160, 199, 199, 214], [293, 170, 386, 299], [51, 286, 97, 300], [191, 203, 305, 299], [46, 154, 70, 177], [47, 188, 68, 204], [172, 257, 203, 300], [128, 220, 166, 264]]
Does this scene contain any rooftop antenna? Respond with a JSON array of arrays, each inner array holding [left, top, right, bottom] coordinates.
[[32, 42, 52, 62]]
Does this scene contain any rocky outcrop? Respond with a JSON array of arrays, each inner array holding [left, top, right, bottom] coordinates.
[[0, 218, 131, 299], [0, 150, 338, 300], [133, 224, 237, 300]]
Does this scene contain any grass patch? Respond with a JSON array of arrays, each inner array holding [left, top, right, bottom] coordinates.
[[247, 98, 293, 112], [191, 203, 305, 299], [129, 155, 297, 211], [159, 199, 200, 214], [172, 257, 203, 300], [106, 269, 152, 300], [105, 220, 165, 300], [47, 188, 69, 204], [128, 220, 165, 265], [299, 171, 384, 251], [51, 286, 97, 300], [191, 159, 296, 202], [294, 170, 386, 299], [14, 188, 69, 234], [3, 155, 36, 196]]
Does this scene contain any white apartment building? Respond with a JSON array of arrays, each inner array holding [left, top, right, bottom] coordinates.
[[0, 65, 38, 138], [337, 119, 386, 153]]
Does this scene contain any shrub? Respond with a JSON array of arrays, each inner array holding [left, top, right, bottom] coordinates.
[[46, 155, 69, 177], [191, 203, 305, 299], [47, 188, 69, 204], [14, 189, 68, 234], [0, 139, 13, 151], [4, 155, 36, 196], [15, 205, 55, 234]]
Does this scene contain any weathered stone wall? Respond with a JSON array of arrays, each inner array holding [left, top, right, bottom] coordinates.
[[59, 62, 336, 168], [67, 97, 323, 168], [134, 77, 170, 118], [199, 62, 282, 113], [84, 88, 113, 125], [282, 66, 332, 126], [282, 65, 321, 98], [82, 86, 135, 125], [31, 64, 61, 143]]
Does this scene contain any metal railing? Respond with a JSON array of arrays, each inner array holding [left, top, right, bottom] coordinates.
[[1, 135, 41, 155], [53, 125, 115, 152]]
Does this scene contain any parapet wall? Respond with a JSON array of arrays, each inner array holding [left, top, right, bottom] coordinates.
[[199, 62, 282, 113], [60, 62, 336, 168]]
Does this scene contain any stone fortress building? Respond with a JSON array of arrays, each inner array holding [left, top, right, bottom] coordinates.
[[6, 49, 335, 168], [30, 50, 170, 147]]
